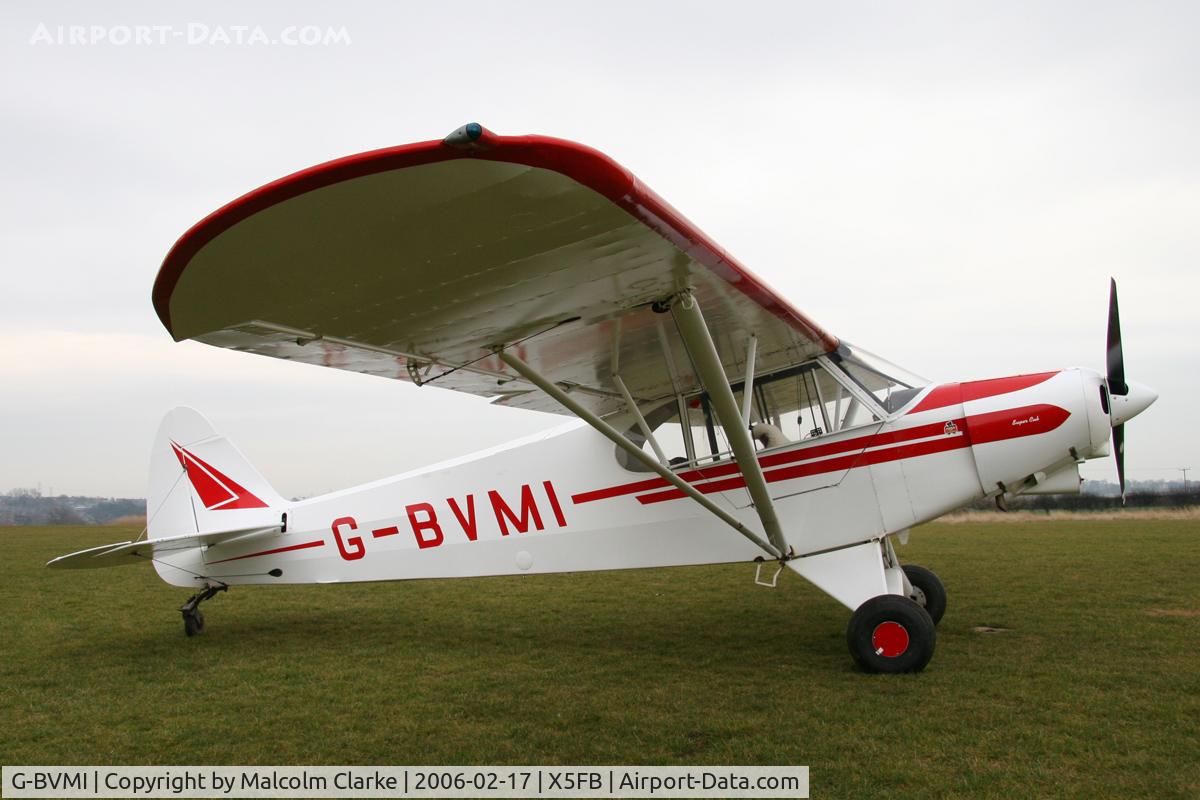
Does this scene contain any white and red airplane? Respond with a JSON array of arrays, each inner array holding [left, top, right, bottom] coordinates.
[[49, 124, 1156, 672]]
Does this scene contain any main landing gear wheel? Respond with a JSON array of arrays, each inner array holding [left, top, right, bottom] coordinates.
[[902, 564, 947, 625], [847, 595, 936, 673]]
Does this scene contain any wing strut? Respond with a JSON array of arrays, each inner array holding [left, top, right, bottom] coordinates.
[[670, 291, 791, 557], [741, 334, 758, 425], [613, 374, 669, 467], [496, 350, 782, 559]]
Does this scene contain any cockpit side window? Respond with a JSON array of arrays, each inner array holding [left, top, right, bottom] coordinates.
[[615, 355, 907, 472]]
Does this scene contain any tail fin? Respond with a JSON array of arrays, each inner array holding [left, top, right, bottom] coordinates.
[[148, 407, 286, 540]]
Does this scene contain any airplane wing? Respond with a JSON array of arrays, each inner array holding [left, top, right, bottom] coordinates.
[[46, 524, 282, 570], [152, 123, 839, 416]]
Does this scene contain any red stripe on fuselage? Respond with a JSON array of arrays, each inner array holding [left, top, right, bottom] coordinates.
[[572, 417, 961, 506], [966, 404, 1070, 444], [579, 403, 1069, 507], [908, 372, 1059, 414], [206, 538, 325, 564], [634, 427, 972, 504]]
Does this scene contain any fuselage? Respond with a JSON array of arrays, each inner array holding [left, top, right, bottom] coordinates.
[[153, 366, 1113, 605]]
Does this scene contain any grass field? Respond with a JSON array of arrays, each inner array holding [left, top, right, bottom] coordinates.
[[2, 520, 1198, 798]]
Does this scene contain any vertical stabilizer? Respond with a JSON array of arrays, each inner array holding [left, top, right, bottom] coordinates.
[[147, 407, 286, 542]]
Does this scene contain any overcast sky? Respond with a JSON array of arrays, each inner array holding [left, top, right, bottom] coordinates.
[[3, 1, 1197, 499]]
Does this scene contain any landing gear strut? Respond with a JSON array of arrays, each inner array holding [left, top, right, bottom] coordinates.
[[180, 583, 226, 637]]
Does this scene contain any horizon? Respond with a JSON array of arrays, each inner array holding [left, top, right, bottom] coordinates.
[[4, 472, 1194, 503]]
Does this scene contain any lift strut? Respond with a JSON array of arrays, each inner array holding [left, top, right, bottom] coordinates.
[[669, 291, 790, 556]]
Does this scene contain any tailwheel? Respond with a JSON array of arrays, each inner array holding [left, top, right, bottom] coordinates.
[[847, 595, 936, 673], [179, 583, 226, 637], [183, 609, 205, 637], [902, 564, 947, 625]]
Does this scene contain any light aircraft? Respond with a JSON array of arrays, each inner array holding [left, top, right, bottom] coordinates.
[[49, 123, 1157, 672]]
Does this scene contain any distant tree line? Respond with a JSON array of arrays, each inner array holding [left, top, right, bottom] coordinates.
[[0, 489, 143, 525], [972, 486, 1200, 512], [1, 479, 1195, 526]]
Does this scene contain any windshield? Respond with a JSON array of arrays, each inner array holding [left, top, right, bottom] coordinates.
[[832, 344, 929, 414]]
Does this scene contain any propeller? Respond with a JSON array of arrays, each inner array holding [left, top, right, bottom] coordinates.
[[1105, 278, 1157, 504], [1111, 420, 1126, 502], [1107, 278, 1127, 396], [1107, 278, 1127, 501]]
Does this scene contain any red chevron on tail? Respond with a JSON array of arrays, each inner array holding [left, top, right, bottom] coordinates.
[[170, 441, 268, 510]]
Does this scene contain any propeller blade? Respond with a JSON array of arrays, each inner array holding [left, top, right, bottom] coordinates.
[[1113, 423, 1126, 505], [1107, 278, 1128, 395]]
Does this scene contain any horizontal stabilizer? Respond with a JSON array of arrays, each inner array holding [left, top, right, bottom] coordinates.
[[46, 524, 281, 570]]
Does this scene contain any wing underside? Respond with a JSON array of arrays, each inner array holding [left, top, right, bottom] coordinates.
[[154, 126, 838, 416]]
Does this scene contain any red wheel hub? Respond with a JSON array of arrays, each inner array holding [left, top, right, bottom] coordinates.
[[872, 621, 910, 657]]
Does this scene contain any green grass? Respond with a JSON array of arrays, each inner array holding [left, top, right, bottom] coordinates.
[[2, 521, 1198, 798]]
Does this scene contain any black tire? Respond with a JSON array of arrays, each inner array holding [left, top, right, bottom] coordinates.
[[183, 610, 204, 637], [902, 564, 947, 625], [846, 595, 936, 673]]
